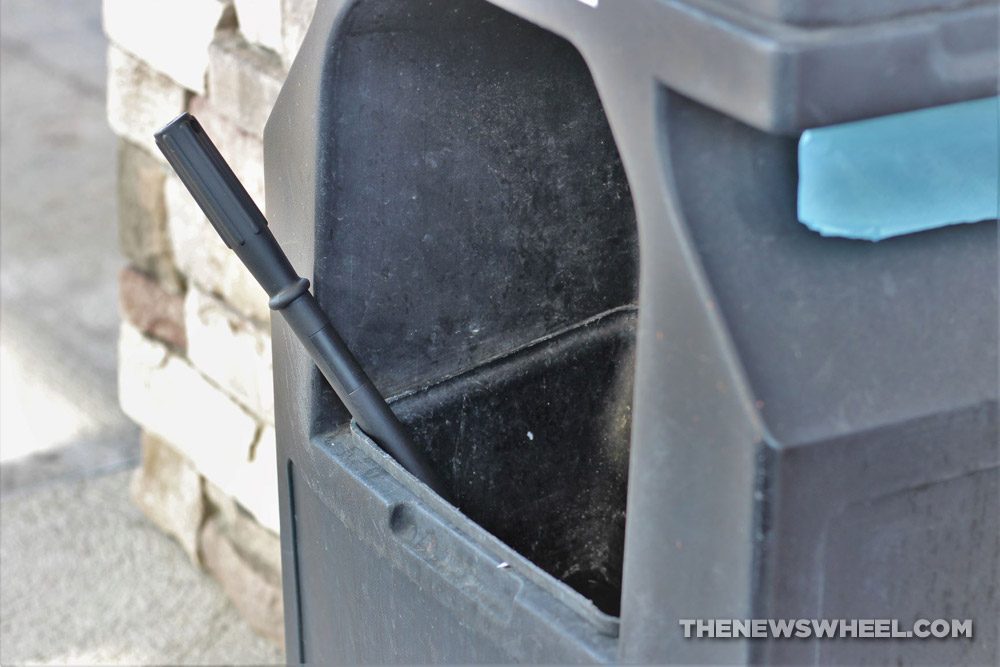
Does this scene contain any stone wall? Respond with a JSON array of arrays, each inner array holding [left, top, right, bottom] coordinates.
[[105, 0, 317, 646]]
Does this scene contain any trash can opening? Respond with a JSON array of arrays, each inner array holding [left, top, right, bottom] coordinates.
[[312, 0, 638, 615], [394, 307, 634, 617]]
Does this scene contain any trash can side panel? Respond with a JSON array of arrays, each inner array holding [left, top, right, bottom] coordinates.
[[287, 430, 618, 664], [264, 1, 357, 659], [583, 80, 766, 663], [663, 91, 999, 447], [757, 401, 999, 665], [291, 475, 512, 664]]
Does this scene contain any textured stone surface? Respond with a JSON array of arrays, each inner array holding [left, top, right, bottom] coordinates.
[[200, 514, 284, 646], [189, 97, 266, 208], [185, 285, 274, 422], [119, 266, 187, 350], [129, 431, 204, 562], [234, 0, 283, 55], [232, 425, 280, 533], [103, 0, 235, 93], [204, 477, 281, 575], [280, 0, 317, 69], [227, 483, 281, 573], [202, 426, 279, 534], [106, 46, 187, 157], [117, 322, 259, 485], [165, 171, 270, 322], [116, 139, 183, 290], [207, 31, 284, 138], [0, 470, 283, 665], [203, 475, 241, 528]]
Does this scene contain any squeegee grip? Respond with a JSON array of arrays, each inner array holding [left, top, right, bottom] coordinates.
[[154, 113, 449, 500]]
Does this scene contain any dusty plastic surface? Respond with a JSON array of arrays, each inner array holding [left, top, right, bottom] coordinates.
[[394, 309, 635, 618], [265, 0, 999, 664], [722, 0, 995, 26]]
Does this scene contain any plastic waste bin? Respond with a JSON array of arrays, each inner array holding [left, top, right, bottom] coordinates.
[[264, 0, 998, 663]]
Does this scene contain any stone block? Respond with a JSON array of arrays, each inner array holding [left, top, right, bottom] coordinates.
[[200, 515, 284, 646], [280, 0, 317, 70], [204, 477, 281, 572], [107, 46, 188, 157], [207, 31, 284, 138], [202, 426, 279, 534], [130, 432, 205, 563], [185, 286, 274, 423], [118, 322, 259, 484], [234, 0, 283, 55], [164, 172, 270, 322], [204, 476, 240, 527], [233, 426, 280, 533], [116, 139, 182, 289], [103, 0, 236, 93], [119, 266, 187, 350]]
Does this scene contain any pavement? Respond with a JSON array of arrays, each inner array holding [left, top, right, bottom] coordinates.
[[0, 472, 282, 665], [0, 0, 283, 663]]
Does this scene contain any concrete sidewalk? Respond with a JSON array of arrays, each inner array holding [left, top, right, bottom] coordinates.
[[0, 0, 135, 493], [0, 471, 282, 665], [0, 1, 283, 663]]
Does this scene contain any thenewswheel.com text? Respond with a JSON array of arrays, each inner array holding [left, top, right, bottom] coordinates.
[[679, 619, 972, 640]]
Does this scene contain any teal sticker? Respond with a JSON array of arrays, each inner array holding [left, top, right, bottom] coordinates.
[[798, 97, 999, 241]]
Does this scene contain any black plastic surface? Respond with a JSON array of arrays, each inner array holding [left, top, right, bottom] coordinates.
[[394, 308, 635, 616], [264, 0, 999, 664], [666, 93, 997, 447], [650, 91, 999, 665], [268, 1, 640, 661], [306, 0, 638, 616], [720, 0, 993, 27], [312, 0, 637, 408]]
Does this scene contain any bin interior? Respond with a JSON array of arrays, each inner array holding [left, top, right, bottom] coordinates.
[[394, 308, 635, 616], [312, 0, 638, 615]]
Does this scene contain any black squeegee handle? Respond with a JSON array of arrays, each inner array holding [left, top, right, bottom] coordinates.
[[154, 112, 449, 501]]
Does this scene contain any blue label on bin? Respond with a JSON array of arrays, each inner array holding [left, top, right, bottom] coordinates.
[[797, 97, 999, 241]]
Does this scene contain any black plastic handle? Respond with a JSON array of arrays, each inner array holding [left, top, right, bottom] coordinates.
[[154, 113, 450, 501]]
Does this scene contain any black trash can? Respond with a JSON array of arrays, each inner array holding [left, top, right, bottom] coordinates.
[[264, 0, 999, 663]]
